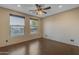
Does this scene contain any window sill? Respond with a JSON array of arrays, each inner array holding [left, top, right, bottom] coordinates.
[[31, 32, 37, 34]]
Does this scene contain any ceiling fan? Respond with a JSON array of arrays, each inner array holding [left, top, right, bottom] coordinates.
[[29, 4, 51, 15]]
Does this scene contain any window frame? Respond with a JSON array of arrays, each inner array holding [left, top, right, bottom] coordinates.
[[9, 14, 25, 38], [30, 18, 39, 34]]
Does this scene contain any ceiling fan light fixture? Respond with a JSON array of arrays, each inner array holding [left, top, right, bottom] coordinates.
[[36, 10, 43, 15], [38, 11, 43, 15]]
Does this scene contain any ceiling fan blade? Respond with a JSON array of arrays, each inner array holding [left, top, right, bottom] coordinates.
[[29, 10, 36, 13], [29, 10, 35, 11], [43, 6, 51, 10], [35, 4, 39, 7], [42, 11, 47, 14], [35, 4, 41, 8]]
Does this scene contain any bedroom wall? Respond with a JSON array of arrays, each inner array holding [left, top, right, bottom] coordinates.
[[43, 7, 79, 46], [0, 8, 42, 47]]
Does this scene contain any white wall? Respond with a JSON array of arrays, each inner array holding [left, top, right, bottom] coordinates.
[[43, 7, 79, 46]]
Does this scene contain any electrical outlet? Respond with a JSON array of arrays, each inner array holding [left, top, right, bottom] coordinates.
[[6, 40, 8, 43], [70, 39, 74, 42]]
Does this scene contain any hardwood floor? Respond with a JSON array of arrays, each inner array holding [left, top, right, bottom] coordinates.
[[0, 38, 79, 55]]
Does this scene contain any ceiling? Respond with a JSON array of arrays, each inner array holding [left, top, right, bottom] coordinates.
[[0, 4, 79, 18]]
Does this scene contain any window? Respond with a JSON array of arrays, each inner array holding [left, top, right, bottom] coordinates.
[[10, 14, 25, 37], [30, 18, 38, 33]]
